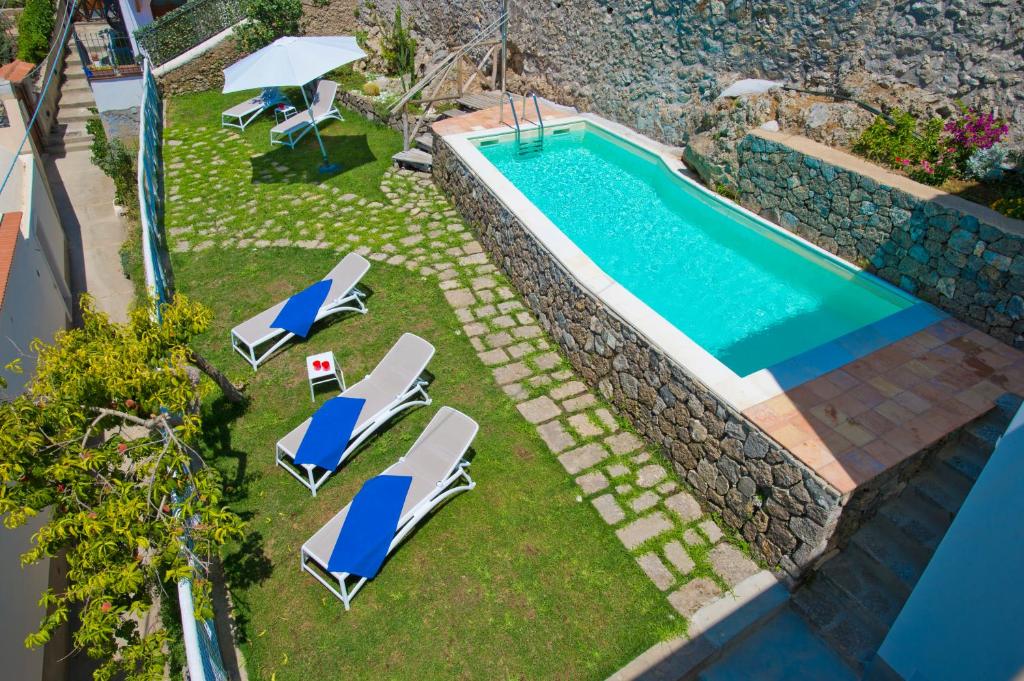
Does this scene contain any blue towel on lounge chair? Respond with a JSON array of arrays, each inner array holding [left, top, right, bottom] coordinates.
[[328, 475, 412, 578], [271, 279, 332, 338], [293, 396, 365, 470]]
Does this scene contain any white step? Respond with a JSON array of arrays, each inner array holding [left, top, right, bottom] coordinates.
[[59, 88, 96, 107], [55, 106, 93, 123]]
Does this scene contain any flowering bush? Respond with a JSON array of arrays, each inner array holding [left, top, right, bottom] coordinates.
[[853, 104, 1010, 187], [944, 104, 1010, 159]]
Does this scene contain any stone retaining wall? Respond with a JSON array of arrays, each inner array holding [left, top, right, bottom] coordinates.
[[360, 0, 1024, 148], [736, 132, 1024, 347], [433, 135, 857, 576]]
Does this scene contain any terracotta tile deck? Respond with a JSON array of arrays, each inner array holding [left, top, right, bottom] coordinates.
[[743, 318, 1024, 494], [432, 101, 578, 137]]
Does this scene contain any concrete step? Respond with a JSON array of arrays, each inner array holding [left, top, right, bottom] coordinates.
[[908, 465, 972, 517], [849, 516, 932, 592], [55, 106, 94, 123], [960, 413, 1010, 453], [58, 88, 96, 108], [814, 545, 910, 629], [61, 78, 92, 93], [437, 108, 468, 120], [698, 608, 857, 681], [392, 148, 432, 172], [45, 136, 94, 154], [414, 133, 434, 153], [878, 490, 953, 553], [791, 577, 888, 672]]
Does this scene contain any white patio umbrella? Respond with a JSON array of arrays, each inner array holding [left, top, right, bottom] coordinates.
[[223, 36, 367, 173]]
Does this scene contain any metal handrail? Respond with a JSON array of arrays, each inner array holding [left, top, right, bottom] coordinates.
[[505, 91, 521, 143], [529, 92, 544, 136]]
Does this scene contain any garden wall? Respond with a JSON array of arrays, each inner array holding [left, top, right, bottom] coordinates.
[[736, 130, 1024, 347], [431, 134, 944, 577], [358, 0, 1024, 149]]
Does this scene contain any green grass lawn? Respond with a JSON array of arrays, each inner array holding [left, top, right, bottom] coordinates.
[[176, 248, 681, 679], [164, 91, 684, 679]]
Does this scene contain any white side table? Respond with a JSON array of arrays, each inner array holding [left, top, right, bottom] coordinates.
[[274, 104, 298, 123], [306, 351, 345, 401]]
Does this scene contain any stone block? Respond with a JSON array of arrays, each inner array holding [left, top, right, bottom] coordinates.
[[668, 578, 722, 618], [444, 288, 475, 308], [537, 421, 575, 453], [569, 413, 603, 438], [665, 491, 703, 522], [606, 431, 643, 454], [517, 396, 561, 424], [708, 543, 760, 587], [592, 494, 625, 525], [478, 348, 509, 366], [576, 471, 609, 495], [636, 464, 668, 488], [631, 491, 660, 512], [493, 362, 531, 385], [664, 540, 696, 575], [616, 512, 673, 550], [550, 381, 587, 400], [558, 443, 610, 475], [637, 553, 675, 591], [699, 519, 724, 543]]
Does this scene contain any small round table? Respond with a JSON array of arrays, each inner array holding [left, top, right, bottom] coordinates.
[[305, 351, 345, 401]]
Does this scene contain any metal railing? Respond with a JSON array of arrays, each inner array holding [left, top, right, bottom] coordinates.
[[134, 0, 245, 66], [74, 27, 141, 80], [137, 59, 171, 314]]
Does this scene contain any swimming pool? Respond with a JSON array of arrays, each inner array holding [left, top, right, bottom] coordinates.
[[442, 115, 941, 408]]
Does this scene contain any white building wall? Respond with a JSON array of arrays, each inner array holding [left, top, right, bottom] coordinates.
[[0, 94, 71, 681]]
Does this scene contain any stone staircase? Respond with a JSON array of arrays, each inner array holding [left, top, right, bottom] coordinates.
[[44, 41, 96, 154], [696, 394, 1020, 680]]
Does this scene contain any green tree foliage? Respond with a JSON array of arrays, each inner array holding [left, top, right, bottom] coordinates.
[[17, 0, 54, 63], [0, 12, 18, 64], [87, 118, 136, 212], [380, 5, 417, 88], [234, 0, 303, 53], [0, 296, 244, 681]]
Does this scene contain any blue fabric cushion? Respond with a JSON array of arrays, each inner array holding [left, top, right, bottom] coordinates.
[[271, 279, 332, 338], [328, 475, 413, 578], [293, 396, 365, 471]]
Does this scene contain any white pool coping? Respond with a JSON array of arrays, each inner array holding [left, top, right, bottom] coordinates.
[[441, 114, 946, 411]]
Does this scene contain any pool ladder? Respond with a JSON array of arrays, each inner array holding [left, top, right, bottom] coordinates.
[[506, 92, 544, 157]]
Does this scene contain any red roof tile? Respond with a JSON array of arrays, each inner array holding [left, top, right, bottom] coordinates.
[[0, 211, 22, 309]]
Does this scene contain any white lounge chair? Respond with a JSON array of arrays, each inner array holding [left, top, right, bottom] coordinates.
[[276, 333, 435, 495], [269, 80, 342, 148], [221, 87, 288, 131], [301, 406, 478, 609], [230, 253, 369, 371]]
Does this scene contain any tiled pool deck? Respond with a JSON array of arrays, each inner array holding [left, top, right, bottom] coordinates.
[[743, 318, 1024, 493], [436, 104, 1024, 496]]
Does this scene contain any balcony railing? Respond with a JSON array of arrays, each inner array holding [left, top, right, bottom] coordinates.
[[74, 28, 142, 80], [134, 0, 245, 66]]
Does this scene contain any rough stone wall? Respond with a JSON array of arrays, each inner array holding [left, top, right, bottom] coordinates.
[[156, 39, 244, 96], [99, 107, 141, 141], [433, 135, 850, 576], [356, 0, 1023, 147], [736, 133, 1024, 347]]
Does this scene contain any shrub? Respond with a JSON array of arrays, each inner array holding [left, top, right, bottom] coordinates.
[[362, 81, 381, 96], [967, 143, 1009, 182], [135, 0, 245, 66], [944, 103, 1009, 166], [380, 6, 416, 87], [0, 13, 17, 64], [234, 0, 303, 53], [17, 0, 53, 63], [87, 118, 136, 211]]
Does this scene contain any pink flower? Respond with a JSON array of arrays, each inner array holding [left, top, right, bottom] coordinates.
[[897, 157, 911, 166]]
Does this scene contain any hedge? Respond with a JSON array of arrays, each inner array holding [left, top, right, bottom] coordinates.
[[134, 0, 244, 66]]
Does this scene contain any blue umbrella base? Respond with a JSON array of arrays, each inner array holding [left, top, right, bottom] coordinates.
[[318, 162, 341, 174]]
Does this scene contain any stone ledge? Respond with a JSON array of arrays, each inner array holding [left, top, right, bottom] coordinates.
[[749, 128, 1024, 237]]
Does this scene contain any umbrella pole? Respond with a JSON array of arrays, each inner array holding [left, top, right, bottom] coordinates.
[[302, 85, 339, 174]]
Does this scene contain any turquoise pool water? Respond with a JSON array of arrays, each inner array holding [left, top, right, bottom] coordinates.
[[477, 124, 914, 376]]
